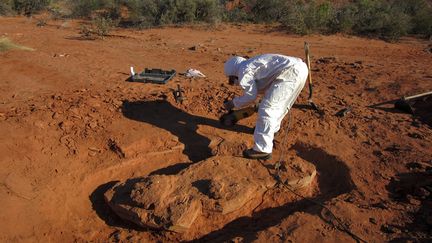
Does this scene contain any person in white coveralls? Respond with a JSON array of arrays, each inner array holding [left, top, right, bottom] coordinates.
[[223, 54, 308, 160]]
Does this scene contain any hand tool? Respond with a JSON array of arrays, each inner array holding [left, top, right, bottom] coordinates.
[[394, 90, 432, 114], [219, 104, 258, 126], [304, 42, 324, 116]]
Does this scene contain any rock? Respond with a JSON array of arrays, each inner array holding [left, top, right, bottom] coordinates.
[[88, 151, 98, 157], [345, 196, 356, 203], [105, 157, 273, 232], [88, 147, 101, 152], [369, 218, 377, 225], [231, 236, 244, 243], [105, 156, 316, 232], [317, 56, 337, 64], [414, 187, 430, 199], [106, 175, 202, 232], [277, 155, 317, 191], [406, 162, 425, 170], [34, 120, 45, 129], [381, 224, 401, 234], [407, 196, 421, 206], [88, 147, 101, 156], [59, 120, 73, 131], [407, 132, 424, 139], [53, 53, 69, 58], [189, 46, 198, 51], [88, 120, 98, 129], [371, 201, 388, 209], [209, 138, 248, 157]]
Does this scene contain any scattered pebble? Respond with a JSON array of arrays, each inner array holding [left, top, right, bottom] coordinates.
[[381, 224, 401, 234], [371, 201, 388, 209], [53, 53, 69, 58], [88, 147, 101, 152]]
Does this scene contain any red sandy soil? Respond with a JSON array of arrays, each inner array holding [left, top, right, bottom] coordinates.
[[1, 17, 432, 242]]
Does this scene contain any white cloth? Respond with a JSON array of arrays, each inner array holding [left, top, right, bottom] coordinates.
[[186, 69, 206, 78], [224, 54, 308, 153]]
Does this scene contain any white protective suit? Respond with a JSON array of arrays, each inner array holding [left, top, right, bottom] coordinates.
[[224, 54, 308, 153]]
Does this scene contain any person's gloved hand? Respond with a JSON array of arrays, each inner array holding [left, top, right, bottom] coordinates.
[[223, 100, 235, 111]]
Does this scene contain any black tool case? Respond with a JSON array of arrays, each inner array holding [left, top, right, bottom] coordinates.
[[129, 68, 176, 84]]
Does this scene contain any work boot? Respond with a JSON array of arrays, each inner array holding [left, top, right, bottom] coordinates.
[[243, 148, 272, 160]]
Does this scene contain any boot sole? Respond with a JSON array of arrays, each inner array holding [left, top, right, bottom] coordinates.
[[243, 153, 272, 160]]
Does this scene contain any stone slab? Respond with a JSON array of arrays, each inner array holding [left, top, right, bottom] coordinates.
[[105, 155, 316, 232]]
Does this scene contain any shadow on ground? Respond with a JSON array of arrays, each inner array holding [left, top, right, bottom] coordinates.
[[121, 99, 253, 162], [386, 169, 432, 241], [369, 97, 432, 127]]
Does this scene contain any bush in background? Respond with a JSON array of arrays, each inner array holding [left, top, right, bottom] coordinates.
[[247, 0, 288, 23], [68, 0, 114, 17], [329, 3, 358, 34], [0, 0, 431, 40], [92, 16, 113, 37], [280, 0, 334, 35], [392, 0, 432, 37], [196, 0, 222, 23], [0, 0, 14, 15], [12, 0, 51, 15]]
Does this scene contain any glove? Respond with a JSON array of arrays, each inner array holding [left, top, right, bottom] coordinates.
[[223, 100, 235, 111]]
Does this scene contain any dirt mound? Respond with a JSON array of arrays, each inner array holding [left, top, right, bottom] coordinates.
[[104, 156, 316, 232]]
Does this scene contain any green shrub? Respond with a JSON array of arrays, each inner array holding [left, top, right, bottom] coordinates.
[[156, 0, 177, 25], [195, 0, 222, 23], [12, 0, 51, 15], [175, 0, 197, 23], [350, 0, 411, 40], [412, 8, 432, 37], [79, 24, 93, 39], [120, 0, 159, 28], [247, 0, 288, 23], [1, 0, 430, 40], [382, 6, 411, 40], [115, 0, 223, 27], [280, 0, 334, 35], [396, 0, 432, 37], [351, 0, 387, 35], [0, 0, 14, 15], [281, 3, 308, 35], [223, 5, 249, 22], [329, 3, 358, 33], [69, 0, 115, 17], [92, 16, 114, 37]]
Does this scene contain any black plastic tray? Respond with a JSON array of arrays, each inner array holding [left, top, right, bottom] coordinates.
[[129, 68, 176, 84]]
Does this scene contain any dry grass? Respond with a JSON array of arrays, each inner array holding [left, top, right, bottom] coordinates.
[[0, 37, 34, 52]]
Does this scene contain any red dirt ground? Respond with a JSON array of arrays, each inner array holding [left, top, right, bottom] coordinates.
[[1, 17, 432, 242]]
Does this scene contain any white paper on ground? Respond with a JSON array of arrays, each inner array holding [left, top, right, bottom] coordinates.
[[186, 69, 206, 78]]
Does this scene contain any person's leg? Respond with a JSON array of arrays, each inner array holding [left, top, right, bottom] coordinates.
[[273, 62, 308, 133], [252, 62, 308, 154]]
